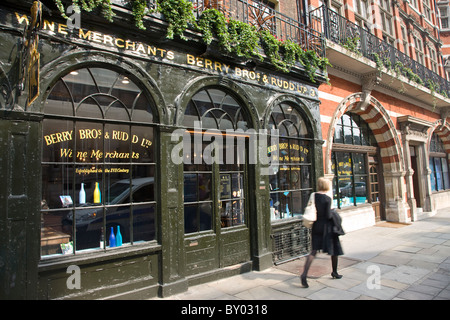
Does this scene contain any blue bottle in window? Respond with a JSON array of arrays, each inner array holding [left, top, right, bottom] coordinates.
[[109, 226, 116, 248], [116, 226, 122, 247], [285, 203, 290, 217]]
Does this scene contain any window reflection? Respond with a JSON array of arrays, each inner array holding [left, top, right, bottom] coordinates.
[[183, 87, 247, 234], [268, 103, 313, 221], [41, 67, 156, 257], [332, 112, 372, 209]]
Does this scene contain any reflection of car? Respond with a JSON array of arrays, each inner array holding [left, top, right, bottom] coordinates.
[[339, 182, 366, 197], [63, 177, 155, 250]]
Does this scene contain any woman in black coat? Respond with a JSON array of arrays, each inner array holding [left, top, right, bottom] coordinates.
[[301, 177, 344, 288]]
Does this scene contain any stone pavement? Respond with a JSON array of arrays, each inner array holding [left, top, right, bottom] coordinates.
[[154, 208, 450, 300]]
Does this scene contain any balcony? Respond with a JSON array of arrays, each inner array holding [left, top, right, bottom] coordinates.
[[310, 6, 450, 108], [110, 0, 325, 76]]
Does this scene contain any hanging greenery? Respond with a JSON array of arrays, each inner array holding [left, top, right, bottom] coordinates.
[[52, 0, 329, 81]]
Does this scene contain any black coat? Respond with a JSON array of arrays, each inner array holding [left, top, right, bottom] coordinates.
[[311, 193, 344, 256]]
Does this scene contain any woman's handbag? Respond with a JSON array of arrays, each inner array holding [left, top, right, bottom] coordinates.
[[302, 192, 317, 228]]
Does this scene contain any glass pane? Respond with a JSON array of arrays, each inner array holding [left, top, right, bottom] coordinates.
[[353, 153, 366, 174], [199, 202, 212, 231], [76, 122, 103, 163], [291, 190, 302, 217], [301, 165, 311, 189], [131, 93, 154, 123], [442, 158, 450, 190], [184, 174, 198, 202], [89, 68, 120, 94], [63, 68, 97, 104], [300, 140, 311, 163], [353, 127, 361, 145], [41, 209, 73, 256], [279, 138, 289, 163], [280, 191, 291, 219], [198, 173, 212, 201], [76, 97, 104, 119], [291, 166, 301, 190], [338, 176, 353, 207], [42, 164, 73, 210], [44, 79, 74, 116], [334, 125, 343, 143], [290, 139, 300, 164], [232, 199, 245, 225], [231, 173, 244, 198], [337, 152, 352, 176], [105, 205, 130, 247], [355, 176, 368, 204], [184, 204, 198, 234], [132, 165, 155, 202], [435, 157, 444, 190], [75, 206, 104, 251], [104, 124, 131, 163], [342, 114, 352, 126], [131, 126, 154, 163], [133, 203, 156, 242], [270, 192, 282, 220], [430, 158, 436, 192], [279, 165, 290, 190], [42, 119, 74, 163], [344, 126, 353, 144]]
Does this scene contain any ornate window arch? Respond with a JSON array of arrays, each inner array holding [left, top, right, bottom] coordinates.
[[41, 67, 157, 257], [267, 102, 313, 220], [182, 87, 249, 233]]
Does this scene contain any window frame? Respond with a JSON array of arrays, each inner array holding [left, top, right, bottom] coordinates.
[[267, 103, 314, 221], [40, 67, 158, 259], [331, 112, 377, 209]]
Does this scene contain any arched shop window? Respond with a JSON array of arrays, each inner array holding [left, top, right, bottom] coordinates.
[[41, 67, 157, 257], [332, 112, 377, 208], [429, 133, 450, 192], [267, 103, 313, 221], [182, 88, 248, 233]]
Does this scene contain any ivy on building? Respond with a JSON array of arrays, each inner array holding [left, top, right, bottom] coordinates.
[[52, 0, 330, 81]]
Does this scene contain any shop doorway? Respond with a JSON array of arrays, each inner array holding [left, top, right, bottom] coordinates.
[[410, 146, 423, 208], [182, 88, 252, 277]]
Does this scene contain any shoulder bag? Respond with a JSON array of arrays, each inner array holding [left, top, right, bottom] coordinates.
[[302, 192, 317, 228]]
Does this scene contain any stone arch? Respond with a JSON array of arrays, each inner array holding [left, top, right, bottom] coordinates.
[[325, 92, 404, 175]]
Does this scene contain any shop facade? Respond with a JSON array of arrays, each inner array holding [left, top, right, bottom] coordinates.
[[0, 1, 327, 299]]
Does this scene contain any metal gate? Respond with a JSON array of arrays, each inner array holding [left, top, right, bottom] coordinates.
[[271, 221, 311, 264]]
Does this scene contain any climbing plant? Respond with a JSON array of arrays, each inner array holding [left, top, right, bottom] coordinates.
[[52, 0, 330, 81]]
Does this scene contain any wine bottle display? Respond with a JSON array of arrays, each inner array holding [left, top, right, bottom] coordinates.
[[94, 182, 101, 203]]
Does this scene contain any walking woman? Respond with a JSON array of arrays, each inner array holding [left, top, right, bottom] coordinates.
[[301, 177, 344, 288]]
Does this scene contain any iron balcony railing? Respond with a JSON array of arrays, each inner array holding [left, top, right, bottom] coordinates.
[[111, 0, 325, 57], [310, 5, 449, 97]]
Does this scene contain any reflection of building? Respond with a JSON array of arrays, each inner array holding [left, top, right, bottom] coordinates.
[[0, 0, 449, 299]]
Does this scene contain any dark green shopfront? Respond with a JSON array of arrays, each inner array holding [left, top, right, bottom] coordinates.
[[0, 1, 327, 299]]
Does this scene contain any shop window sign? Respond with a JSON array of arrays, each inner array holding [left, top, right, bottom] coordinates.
[[41, 67, 156, 258]]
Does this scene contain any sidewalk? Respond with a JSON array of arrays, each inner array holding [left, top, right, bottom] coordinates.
[[154, 208, 450, 300]]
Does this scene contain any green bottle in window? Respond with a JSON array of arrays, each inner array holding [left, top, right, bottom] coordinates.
[[94, 182, 101, 204]]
